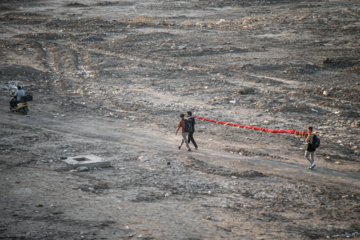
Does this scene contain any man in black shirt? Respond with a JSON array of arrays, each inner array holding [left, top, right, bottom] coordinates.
[[305, 126, 316, 169], [186, 111, 198, 150]]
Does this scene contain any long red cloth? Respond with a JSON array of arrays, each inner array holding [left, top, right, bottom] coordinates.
[[193, 116, 306, 137]]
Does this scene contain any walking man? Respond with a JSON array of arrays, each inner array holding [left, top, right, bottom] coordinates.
[[175, 113, 191, 152], [186, 111, 198, 149], [305, 126, 316, 169]]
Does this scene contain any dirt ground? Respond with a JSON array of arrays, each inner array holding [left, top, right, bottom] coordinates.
[[0, 0, 360, 239]]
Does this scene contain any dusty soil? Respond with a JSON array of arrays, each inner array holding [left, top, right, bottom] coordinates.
[[0, 0, 359, 239]]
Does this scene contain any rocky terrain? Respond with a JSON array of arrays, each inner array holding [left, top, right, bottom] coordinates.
[[0, 0, 359, 239]]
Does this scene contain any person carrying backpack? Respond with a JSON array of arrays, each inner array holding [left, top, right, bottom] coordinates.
[[186, 111, 198, 150], [175, 113, 191, 152], [304, 126, 320, 169]]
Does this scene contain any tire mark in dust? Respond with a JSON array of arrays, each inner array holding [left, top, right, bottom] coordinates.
[[37, 41, 93, 93], [74, 43, 301, 89]]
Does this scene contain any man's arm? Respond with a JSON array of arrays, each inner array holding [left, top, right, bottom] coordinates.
[[175, 121, 181, 135]]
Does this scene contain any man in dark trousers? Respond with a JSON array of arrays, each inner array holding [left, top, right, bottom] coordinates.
[[186, 111, 198, 150], [305, 126, 316, 169]]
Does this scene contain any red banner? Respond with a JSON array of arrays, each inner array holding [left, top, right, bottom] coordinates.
[[193, 116, 306, 137]]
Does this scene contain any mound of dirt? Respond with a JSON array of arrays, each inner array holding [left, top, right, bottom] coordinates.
[[0, 64, 49, 81], [0, 4, 17, 11], [64, 2, 90, 8], [14, 33, 70, 41], [238, 170, 265, 178], [81, 35, 105, 42]]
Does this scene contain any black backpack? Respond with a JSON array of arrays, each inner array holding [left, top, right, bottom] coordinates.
[[184, 119, 193, 133], [312, 135, 320, 148]]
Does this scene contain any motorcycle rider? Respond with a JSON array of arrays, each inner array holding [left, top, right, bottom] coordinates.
[[10, 85, 25, 108]]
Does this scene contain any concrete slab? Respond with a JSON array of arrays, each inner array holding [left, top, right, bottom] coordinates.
[[62, 154, 111, 168]]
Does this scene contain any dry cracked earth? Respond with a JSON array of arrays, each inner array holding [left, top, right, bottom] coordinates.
[[0, 0, 360, 239]]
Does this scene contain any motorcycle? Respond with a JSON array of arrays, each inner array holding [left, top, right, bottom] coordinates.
[[9, 95, 32, 115]]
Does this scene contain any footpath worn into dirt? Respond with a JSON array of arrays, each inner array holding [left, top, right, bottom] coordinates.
[[1, 0, 359, 239]]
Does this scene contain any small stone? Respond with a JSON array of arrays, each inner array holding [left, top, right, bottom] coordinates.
[[138, 156, 150, 162], [350, 121, 359, 128], [322, 57, 332, 64], [206, 216, 212, 220], [334, 161, 341, 165], [238, 87, 255, 95], [76, 166, 89, 172], [323, 90, 330, 96]]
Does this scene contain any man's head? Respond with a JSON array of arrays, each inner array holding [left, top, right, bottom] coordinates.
[[180, 113, 185, 119], [187, 111, 192, 117], [308, 126, 313, 132], [17, 86, 21, 90]]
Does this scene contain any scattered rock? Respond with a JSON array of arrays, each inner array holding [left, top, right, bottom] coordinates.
[[322, 57, 332, 64], [323, 90, 330, 96], [350, 120, 359, 128], [81, 35, 105, 42], [138, 156, 150, 162], [76, 166, 89, 172], [238, 87, 255, 94]]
